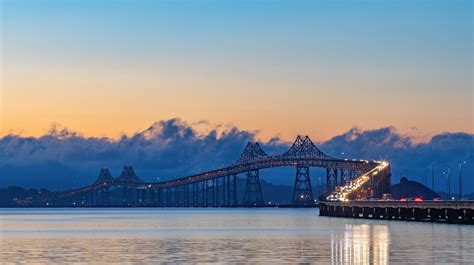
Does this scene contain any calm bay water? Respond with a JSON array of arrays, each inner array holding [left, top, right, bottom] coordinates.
[[0, 208, 473, 263]]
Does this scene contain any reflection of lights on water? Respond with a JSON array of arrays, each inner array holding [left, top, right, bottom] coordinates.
[[331, 224, 389, 265], [373, 226, 389, 265]]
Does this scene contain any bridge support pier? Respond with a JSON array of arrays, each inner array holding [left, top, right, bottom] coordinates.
[[227, 175, 237, 206], [205, 180, 211, 207], [193, 183, 198, 207], [414, 208, 428, 221], [169, 188, 173, 207], [353, 206, 362, 218], [215, 178, 219, 207], [201, 181, 206, 207], [212, 179, 217, 207], [136, 189, 146, 206], [386, 207, 397, 219], [157, 189, 162, 207], [177, 186, 183, 207], [122, 187, 134, 206], [244, 170, 263, 206], [148, 189, 155, 206], [99, 188, 111, 206], [326, 168, 338, 192], [320, 202, 474, 224], [292, 166, 314, 206], [185, 185, 190, 207], [174, 187, 179, 207]]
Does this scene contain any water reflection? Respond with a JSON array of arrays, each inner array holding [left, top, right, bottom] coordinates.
[[1, 208, 473, 263], [331, 224, 389, 264]]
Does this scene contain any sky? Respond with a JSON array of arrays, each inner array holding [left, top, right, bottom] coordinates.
[[0, 1, 472, 193], [1, 0, 472, 141]]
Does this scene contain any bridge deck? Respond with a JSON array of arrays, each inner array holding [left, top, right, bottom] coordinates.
[[319, 201, 474, 224], [322, 200, 474, 210]]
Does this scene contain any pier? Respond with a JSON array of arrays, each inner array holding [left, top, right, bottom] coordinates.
[[319, 201, 474, 224]]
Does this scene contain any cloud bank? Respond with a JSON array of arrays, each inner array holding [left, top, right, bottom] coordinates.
[[1, 119, 472, 192]]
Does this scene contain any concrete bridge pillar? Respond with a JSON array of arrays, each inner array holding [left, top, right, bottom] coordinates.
[[319, 204, 327, 216], [101, 188, 111, 206], [328, 205, 335, 215], [399, 207, 414, 220], [447, 208, 462, 222], [353, 206, 362, 218], [335, 206, 343, 216], [155, 189, 162, 207], [429, 208, 441, 221], [362, 207, 372, 218], [122, 187, 133, 206], [343, 206, 353, 217], [465, 209, 474, 223], [202, 181, 207, 207], [374, 207, 385, 219], [136, 189, 146, 206], [165, 188, 171, 207], [148, 189, 155, 206], [226, 175, 237, 206], [193, 183, 198, 207], [414, 208, 428, 221], [386, 207, 397, 219]]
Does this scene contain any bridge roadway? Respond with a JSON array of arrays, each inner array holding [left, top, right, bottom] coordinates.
[[46, 156, 378, 202], [319, 201, 474, 224]]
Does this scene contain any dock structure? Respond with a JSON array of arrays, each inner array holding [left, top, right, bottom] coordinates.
[[319, 201, 474, 224]]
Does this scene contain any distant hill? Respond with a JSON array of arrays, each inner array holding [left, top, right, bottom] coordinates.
[[0, 186, 52, 206], [466, 193, 474, 200], [434, 191, 474, 201], [391, 177, 439, 199]]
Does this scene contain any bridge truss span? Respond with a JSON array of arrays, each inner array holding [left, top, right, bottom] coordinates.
[[39, 135, 391, 207]]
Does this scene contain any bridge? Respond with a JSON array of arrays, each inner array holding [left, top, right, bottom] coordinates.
[[38, 135, 391, 207], [319, 201, 474, 224]]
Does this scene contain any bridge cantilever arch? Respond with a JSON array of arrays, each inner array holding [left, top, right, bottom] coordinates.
[[94, 168, 114, 184], [38, 135, 391, 207]]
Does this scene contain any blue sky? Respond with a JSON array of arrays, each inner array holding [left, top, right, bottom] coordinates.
[[0, 1, 472, 192], [1, 0, 472, 140]]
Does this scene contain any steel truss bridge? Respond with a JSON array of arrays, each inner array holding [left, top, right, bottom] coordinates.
[[38, 136, 391, 207]]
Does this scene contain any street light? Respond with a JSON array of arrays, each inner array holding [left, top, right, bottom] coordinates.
[[432, 163, 436, 193], [424, 169, 428, 198], [442, 166, 451, 200], [459, 161, 466, 201]]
